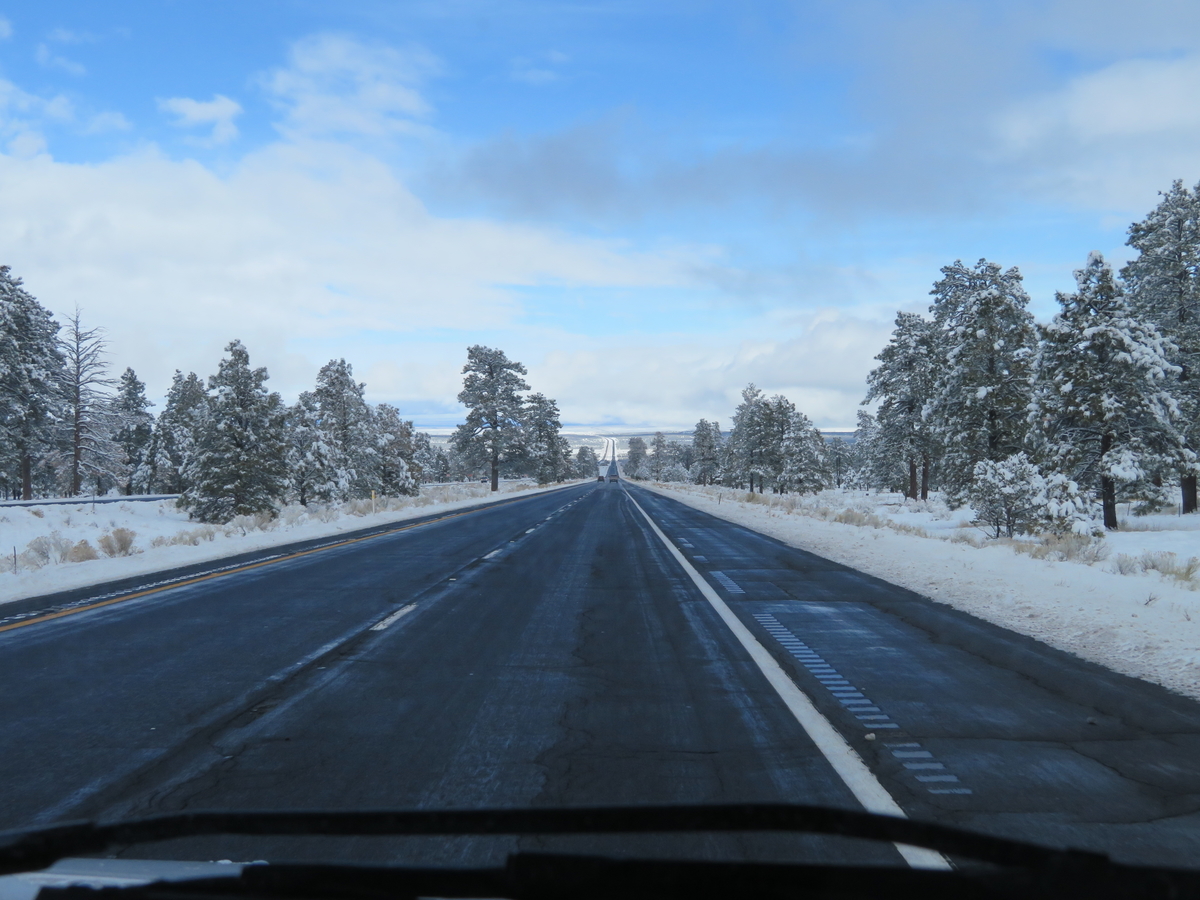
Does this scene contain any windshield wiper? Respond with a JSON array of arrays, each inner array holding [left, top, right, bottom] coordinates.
[[5, 804, 1197, 900]]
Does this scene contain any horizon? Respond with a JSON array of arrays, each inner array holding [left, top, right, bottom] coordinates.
[[2, 1, 1198, 430]]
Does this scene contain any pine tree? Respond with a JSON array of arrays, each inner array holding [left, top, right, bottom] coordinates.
[[779, 408, 828, 494], [285, 391, 346, 506], [0, 267, 64, 499], [625, 436, 648, 478], [452, 346, 530, 492], [826, 437, 851, 489], [1122, 180, 1200, 512], [574, 445, 599, 479], [413, 432, 450, 483], [373, 403, 418, 497], [690, 419, 722, 485], [522, 392, 570, 483], [112, 368, 154, 495], [864, 311, 939, 500], [650, 431, 670, 480], [925, 259, 1037, 505], [150, 371, 208, 494], [848, 410, 897, 491], [726, 384, 769, 492], [182, 340, 287, 523], [1029, 253, 1191, 530], [314, 359, 375, 499]]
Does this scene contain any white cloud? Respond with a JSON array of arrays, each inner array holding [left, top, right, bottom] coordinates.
[[993, 54, 1200, 207], [519, 310, 890, 430], [262, 34, 439, 139], [158, 94, 242, 144], [0, 140, 700, 414], [35, 43, 86, 76]]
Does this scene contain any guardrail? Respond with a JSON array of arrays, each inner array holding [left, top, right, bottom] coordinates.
[[0, 494, 181, 509]]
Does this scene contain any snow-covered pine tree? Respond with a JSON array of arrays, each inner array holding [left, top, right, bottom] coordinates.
[[285, 391, 346, 506], [779, 408, 828, 494], [56, 310, 123, 496], [112, 368, 155, 495], [826, 437, 851, 489], [690, 419, 722, 485], [1122, 180, 1200, 513], [864, 311, 939, 500], [452, 345, 530, 491], [924, 259, 1037, 506], [373, 403, 418, 497], [574, 445, 599, 479], [649, 431, 670, 480], [625, 436, 648, 478], [1029, 252, 1191, 530], [413, 432, 450, 484], [847, 410, 896, 491], [182, 341, 288, 523], [314, 359, 376, 499], [726, 384, 770, 492], [149, 371, 208, 494], [0, 267, 64, 499], [522, 393, 571, 483]]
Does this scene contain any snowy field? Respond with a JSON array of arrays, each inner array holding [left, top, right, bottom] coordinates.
[[0, 481, 581, 605], [645, 482, 1200, 702]]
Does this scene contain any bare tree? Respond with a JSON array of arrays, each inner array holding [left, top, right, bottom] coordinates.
[[58, 308, 118, 495]]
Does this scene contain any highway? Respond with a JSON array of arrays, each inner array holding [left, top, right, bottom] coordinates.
[[1, 481, 1199, 868]]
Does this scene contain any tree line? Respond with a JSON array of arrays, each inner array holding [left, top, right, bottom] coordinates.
[[0, 269, 586, 520], [624, 180, 1200, 539], [620, 384, 831, 494], [855, 180, 1200, 535]]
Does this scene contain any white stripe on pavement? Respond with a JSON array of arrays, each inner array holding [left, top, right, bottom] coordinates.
[[623, 488, 951, 871]]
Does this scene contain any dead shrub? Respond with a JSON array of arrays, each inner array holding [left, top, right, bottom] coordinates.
[[66, 539, 99, 562], [98, 527, 137, 557]]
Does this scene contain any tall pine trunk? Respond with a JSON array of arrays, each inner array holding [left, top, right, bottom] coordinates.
[[920, 455, 930, 501], [1183, 474, 1198, 514], [71, 401, 84, 496], [1101, 432, 1117, 530], [907, 458, 918, 500], [490, 448, 499, 492], [20, 452, 32, 501]]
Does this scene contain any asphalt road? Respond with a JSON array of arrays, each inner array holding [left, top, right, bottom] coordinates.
[[1, 481, 1199, 869]]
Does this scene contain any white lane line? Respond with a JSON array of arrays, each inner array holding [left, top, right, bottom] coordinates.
[[370, 604, 417, 631], [624, 490, 950, 871], [483, 549, 503, 559]]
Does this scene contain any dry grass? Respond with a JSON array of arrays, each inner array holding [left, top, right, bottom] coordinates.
[[1007, 534, 1111, 564], [1111, 550, 1200, 588], [98, 527, 137, 557]]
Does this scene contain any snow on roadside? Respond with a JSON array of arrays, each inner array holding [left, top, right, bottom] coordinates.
[[643, 482, 1200, 702], [0, 482, 580, 605]]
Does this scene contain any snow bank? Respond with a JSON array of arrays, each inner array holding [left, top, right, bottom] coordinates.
[[644, 483, 1200, 701], [0, 482, 580, 605]]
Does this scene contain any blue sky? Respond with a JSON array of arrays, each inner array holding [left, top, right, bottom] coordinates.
[[3, 1, 1200, 429]]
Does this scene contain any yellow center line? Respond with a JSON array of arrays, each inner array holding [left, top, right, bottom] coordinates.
[[0, 488, 571, 636]]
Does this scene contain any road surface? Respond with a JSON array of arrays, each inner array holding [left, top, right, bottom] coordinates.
[[1, 481, 1198, 868]]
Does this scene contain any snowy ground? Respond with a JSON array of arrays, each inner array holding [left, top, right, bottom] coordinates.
[[644, 482, 1200, 702], [0, 481, 581, 605]]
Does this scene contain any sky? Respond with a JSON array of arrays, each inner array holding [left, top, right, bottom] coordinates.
[[3, 1, 1200, 430]]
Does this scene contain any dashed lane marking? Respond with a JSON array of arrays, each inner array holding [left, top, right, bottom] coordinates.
[[483, 549, 503, 559], [370, 604, 417, 631]]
